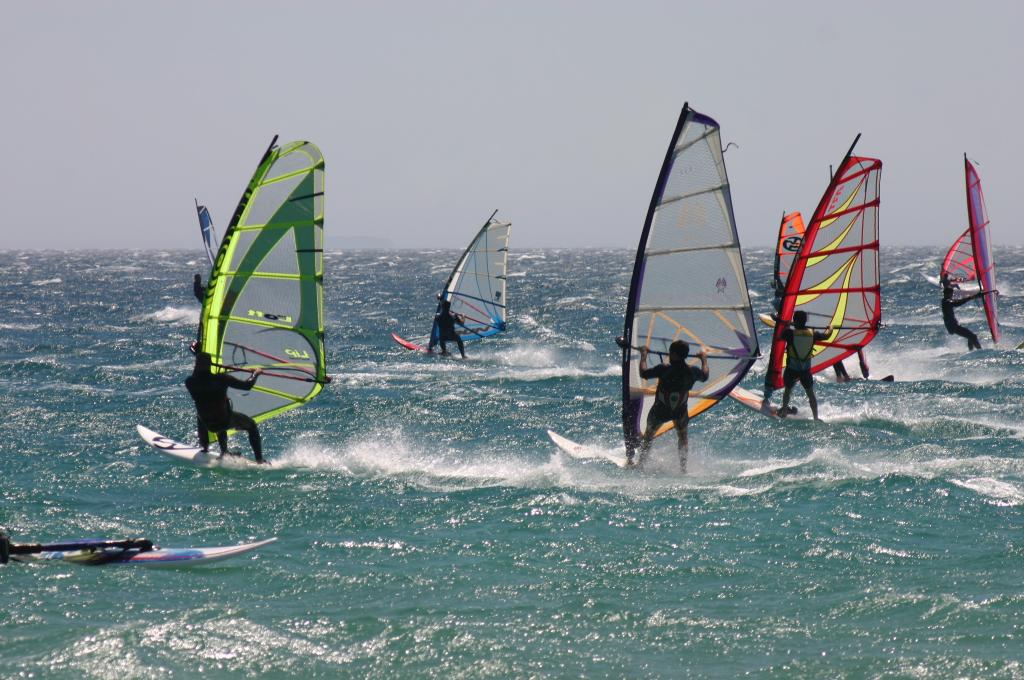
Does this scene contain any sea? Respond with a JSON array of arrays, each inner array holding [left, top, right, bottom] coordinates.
[[2, 247, 1023, 678]]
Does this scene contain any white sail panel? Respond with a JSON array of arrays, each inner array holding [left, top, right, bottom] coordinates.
[[621, 106, 758, 451], [434, 212, 511, 342]]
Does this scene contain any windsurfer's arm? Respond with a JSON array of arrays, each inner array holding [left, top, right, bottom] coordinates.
[[696, 350, 709, 381], [638, 347, 662, 380], [223, 368, 262, 391]]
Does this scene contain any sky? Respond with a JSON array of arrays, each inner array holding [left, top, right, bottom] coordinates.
[[1, 1, 1021, 250]]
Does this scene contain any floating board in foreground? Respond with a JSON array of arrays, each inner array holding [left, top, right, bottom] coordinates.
[[11, 538, 276, 567], [137, 425, 269, 468], [547, 430, 629, 468]]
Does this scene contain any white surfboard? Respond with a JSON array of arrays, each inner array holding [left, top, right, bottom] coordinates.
[[546, 430, 630, 468], [137, 425, 269, 468]]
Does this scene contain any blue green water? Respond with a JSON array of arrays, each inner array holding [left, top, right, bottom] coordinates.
[[2, 248, 1023, 678]]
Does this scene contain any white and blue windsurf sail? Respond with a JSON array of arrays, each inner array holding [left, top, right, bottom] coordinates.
[[621, 104, 759, 455], [429, 210, 512, 344], [195, 199, 218, 266]]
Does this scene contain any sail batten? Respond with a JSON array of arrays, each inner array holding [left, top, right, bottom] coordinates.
[[199, 138, 327, 424], [621, 105, 758, 456]]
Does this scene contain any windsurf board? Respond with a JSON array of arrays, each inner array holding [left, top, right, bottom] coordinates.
[[546, 430, 630, 468], [137, 425, 268, 468], [12, 538, 276, 566]]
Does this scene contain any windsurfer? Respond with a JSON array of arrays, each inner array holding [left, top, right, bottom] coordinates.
[[635, 340, 708, 471], [192, 274, 207, 348], [193, 274, 205, 304], [940, 274, 990, 350], [184, 351, 266, 463], [779, 310, 831, 421], [428, 297, 466, 358]]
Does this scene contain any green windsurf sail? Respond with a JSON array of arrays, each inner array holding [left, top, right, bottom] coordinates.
[[199, 136, 328, 424]]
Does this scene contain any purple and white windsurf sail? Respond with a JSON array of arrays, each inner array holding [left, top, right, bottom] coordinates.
[[620, 103, 758, 455]]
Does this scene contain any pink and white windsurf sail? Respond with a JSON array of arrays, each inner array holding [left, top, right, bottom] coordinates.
[[941, 156, 998, 343]]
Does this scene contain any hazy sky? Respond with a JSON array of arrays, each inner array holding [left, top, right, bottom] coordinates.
[[2, 2, 1021, 249]]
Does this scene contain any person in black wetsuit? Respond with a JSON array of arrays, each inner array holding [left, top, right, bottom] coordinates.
[[191, 274, 207, 351], [193, 274, 205, 304], [635, 340, 709, 471], [940, 275, 990, 350], [780, 310, 832, 421], [427, 298, 466, 358], [184, 351, 265, 462]]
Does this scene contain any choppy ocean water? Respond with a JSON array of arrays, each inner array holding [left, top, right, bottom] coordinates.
[[2, 247, 1023, 678]]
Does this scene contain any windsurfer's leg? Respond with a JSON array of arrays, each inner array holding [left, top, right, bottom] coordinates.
[[638, 405, 669, 467], [780, 386, 794, 417], [231, 413, 263, 462], [456, 336, 465, 359], [800, 372, 819, 420], [197, 418, 210, 452], [951, 324, 980, 350], [833, 362, 849, 383], [761, 375, 775, 412], [672, 414, 689, 472], [807, 388, 819, 420], [637, 429, 655, 467], [780, 368, 798, 416], [216, 430, 229, 453]]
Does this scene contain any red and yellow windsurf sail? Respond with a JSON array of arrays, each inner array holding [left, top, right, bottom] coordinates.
[[766, 135, 882, 389]]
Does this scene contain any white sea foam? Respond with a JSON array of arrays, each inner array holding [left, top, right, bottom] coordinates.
[[31, 278, 62, 286], [949, 477, 1024, 506], [516, 315, 602, 351], [132, 306, 200, 324]]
